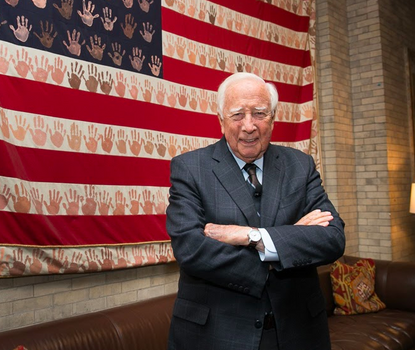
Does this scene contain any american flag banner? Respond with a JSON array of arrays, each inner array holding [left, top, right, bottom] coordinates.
[[0, 0, 318, 277]]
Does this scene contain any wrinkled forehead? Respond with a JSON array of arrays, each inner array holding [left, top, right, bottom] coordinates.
[[224, 79, 271, 110]]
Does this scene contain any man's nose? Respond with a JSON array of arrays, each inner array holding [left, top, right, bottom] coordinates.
[[241, 114, 256, 132]]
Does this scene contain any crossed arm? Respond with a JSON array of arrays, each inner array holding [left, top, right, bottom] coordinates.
[[204, 209, 334, 252]]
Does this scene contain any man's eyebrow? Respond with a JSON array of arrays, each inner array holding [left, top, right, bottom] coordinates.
[[227, 106, 268, 113], [228, 107, 244, 114]]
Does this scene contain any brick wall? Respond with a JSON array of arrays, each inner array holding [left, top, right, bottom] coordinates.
[[317, 0, 415, 260], [0, 262, 179, 331]]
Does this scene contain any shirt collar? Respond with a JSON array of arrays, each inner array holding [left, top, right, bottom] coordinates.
[[226, 143, 264, 172]]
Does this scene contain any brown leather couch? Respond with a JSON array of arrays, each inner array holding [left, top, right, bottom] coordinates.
[[319, 255, 415, 350], [0, 256, 414, 350]]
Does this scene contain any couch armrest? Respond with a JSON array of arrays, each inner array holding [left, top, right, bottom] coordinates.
[[343, 255, 415, 312]]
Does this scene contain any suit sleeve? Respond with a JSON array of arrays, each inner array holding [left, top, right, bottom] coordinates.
[[266, 153, 345, 271], [166, 155, 269, 298]]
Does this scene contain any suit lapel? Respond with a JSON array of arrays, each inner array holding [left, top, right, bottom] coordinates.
[[260, 145, 283, 227], [212, 138, 260, 227]]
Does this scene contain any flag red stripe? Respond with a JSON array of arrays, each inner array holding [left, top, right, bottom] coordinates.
[[0, 75, 312, 142], [0, 75, 222, 138], [162, 8, 311, 68], [0, 211, 168, 245], [162, 57, 314, 103], [209, 0, 310, 32], [273, 119, 312, 142], [0, 141, 172, 186]]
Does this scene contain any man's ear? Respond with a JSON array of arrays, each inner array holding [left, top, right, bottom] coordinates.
[[217, 114, 225, 134]]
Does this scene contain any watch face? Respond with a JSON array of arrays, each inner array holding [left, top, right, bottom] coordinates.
[[249, 229, 261, 242]]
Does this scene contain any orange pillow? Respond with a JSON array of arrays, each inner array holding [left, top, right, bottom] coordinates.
[[330, 258, 386, 315]]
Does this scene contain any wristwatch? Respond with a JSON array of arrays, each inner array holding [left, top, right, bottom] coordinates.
[[247, 228, 261, 248]]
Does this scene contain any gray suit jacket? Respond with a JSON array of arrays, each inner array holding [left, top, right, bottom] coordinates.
[[166, 137, 345, 350]]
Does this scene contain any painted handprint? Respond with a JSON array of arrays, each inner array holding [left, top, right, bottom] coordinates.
[[30, 187, 44, 214], [154, 190, 168, 214], [11, 183, 31, 214], [9, 16, 32, 43], [138, 0, 153, 13], [26, 248, 44, 274], [148, 55, 162, 76], [84, 63, 99, 93], [12, 48, 32, 78], [10, 115, 29, 141], [108, 42, 125, 66], [81, 185, 97, 215], [5, 0, 19, 6], [155, 134, 167, 157], [116, 129, 128, 154], [67, 122, 82, 151], [29, 115, 49, 147], [113, 190, 127, 215], [98, 71, 113, 95], [99, 126, 114, 153], [84, 248, 99, 272], [63, 188, 82, 215], [143, 131, 155, 155], [140, 189, 154, 214], [34, 20, 57, 48], [128, 189, 139, 215], [155, 81, 166, 105], [44, 189, 62, 215], [83, 124, 98, 152], [139, 79, 153, 103], [167, 85, 177, 108], [128, 76, 139, 100], [129, 47, 145, 72], [0, 184, 12, 210], [51, 57, 67, 85], [10, 248, 25, 276], [77, 0, 99, 27], [30, 55, 51, 83], [101, 7, 117, 31], [49, 120, 66, 148], [97, 190, 112, 215], [122, 0, 133, 8], [121, 14, 137, 39], [63, 29, 85, 57], [53, 0, 74, 20], [44, 248, 65, 274], [63, 252, 84, 273], [114, 71, 127, 97], [0, 109, 10, 139], [98, 248, 114, 270], [114, 247, 128, 269], [140, 22, 155, 43], [86, 35, 106, 61], [0, 45, 11, 75], [129, 129, 144, 156], [32, 0, 47, 8]]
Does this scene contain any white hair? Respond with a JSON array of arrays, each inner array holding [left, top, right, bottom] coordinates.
[[216, 73, 279, 119]]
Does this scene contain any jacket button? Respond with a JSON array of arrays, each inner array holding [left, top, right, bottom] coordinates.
[[228, 283, 233, 288], [255, 320, 262, 329], [244, 288, 249, 294]]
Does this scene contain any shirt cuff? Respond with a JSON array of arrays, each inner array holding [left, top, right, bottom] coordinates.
[[258, 228, 280, 262]]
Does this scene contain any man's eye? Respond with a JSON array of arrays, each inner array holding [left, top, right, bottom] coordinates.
[[253, 112, 266, 119], [231, 113, 244, 120]]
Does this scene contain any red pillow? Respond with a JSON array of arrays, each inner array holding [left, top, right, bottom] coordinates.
[[330, 258, 386, 315]]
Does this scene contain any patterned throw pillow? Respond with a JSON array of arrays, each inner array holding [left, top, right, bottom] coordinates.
[[330, 258, 386, 315]]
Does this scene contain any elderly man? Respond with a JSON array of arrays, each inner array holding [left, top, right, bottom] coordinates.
[[166, 73, 345, 350]]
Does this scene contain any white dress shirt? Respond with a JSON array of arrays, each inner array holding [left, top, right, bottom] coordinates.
[[229, 150, 280, 262]]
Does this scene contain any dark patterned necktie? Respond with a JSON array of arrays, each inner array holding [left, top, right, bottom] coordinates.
[[243, 163, 262, 197]]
